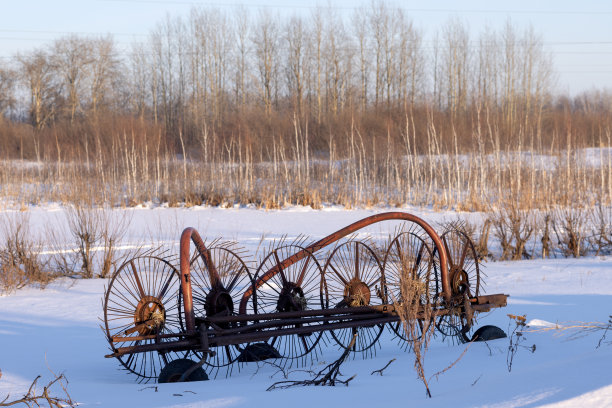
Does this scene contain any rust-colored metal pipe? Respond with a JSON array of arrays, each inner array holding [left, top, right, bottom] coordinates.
[[238, 212, 450, 314], [180, 227, 221, 332]]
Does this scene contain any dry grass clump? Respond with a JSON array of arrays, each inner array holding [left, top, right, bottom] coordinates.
[[0, 212, 50, 293]]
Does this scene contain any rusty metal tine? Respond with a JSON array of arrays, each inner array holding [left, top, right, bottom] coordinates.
[[411, 241, 425, 279], [354, 241, 360, 280], [459, 238, 469, 271], [295, 253, 311, 287], [273, 250, 288, 286], [129, 260, 146, 299]]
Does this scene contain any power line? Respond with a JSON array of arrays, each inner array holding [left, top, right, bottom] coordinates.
[[555, 51, 612, 55], [0, 29, 146, 37], [559, 71, 612, 74], [547, 42, 612, 46], [559, 65, 612, 68], [96, 0, 612, 15], [2, 34, 612, 48], [1, 47, 612, 61]]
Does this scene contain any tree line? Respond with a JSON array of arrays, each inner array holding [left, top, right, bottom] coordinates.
[[0, 4, 610, 209]]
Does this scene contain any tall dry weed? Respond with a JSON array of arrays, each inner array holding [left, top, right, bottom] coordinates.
[[392, 245, 436, 397]]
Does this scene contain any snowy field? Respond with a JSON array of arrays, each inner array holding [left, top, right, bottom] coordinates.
[[1, 206, 611, 407]]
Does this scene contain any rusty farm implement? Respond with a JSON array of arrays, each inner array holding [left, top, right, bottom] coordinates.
[[103, 212, 509, 382]]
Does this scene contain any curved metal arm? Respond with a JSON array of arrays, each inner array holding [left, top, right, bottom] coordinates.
[[238, 212, 450, 314], [180, 227, 220, 332]]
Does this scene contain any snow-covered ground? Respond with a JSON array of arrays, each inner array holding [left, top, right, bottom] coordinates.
[[1, 206, 611, 407]]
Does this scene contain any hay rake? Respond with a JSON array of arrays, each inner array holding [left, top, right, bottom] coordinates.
[[103, 212, 509, 382]]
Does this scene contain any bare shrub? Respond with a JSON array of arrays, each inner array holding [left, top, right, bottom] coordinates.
[[589, 203, 612, 255], [552, 207, 588, 258], [475, 218, 493, 260], [490, 203, 535, 260], [98, 208, 132, 278], [66, 205, 101, 278], [0, 212, 50, 292], [47, 204, 132, 278]]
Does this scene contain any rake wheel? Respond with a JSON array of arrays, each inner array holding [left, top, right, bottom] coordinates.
[[322, 240, 386, 353], [183, 244, 253, 369], [434, 229, 482, 340], [383, 231, 435, 342], [251, 245, 325, 360], [103, 256, 185, 381]]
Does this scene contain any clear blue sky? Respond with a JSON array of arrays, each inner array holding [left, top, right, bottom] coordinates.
[[1, 0, 611, 95]]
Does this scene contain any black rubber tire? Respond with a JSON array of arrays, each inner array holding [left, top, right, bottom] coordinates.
[[158, 358, 208, 383], [237, 343, 281, 362], [471, 325, 507, 342]]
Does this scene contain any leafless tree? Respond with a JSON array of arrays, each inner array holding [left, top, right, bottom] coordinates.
[[0, 64, 16, 120], [18, 49, 58, 131], [233, 7, 251, 109], [322, 8, 351, 116], [89, 35, 120, 118], [351, 7, 370, 111], [284, 15, 306, 115], [253, 10, 280, 116], [438, 18, 471, 116], [128, 41, 149, 120], [51, 35, 93, 123]]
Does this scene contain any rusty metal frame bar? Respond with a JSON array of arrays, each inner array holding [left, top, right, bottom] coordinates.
[[107, 292, 507, 358], [237, 212, 450, 314]]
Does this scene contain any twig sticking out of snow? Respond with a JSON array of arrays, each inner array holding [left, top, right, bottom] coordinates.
[[429, 342, 474, 383], [266, 333, 357, 390], [370, 358, 396, 376], [0, 372, 75, 408]]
